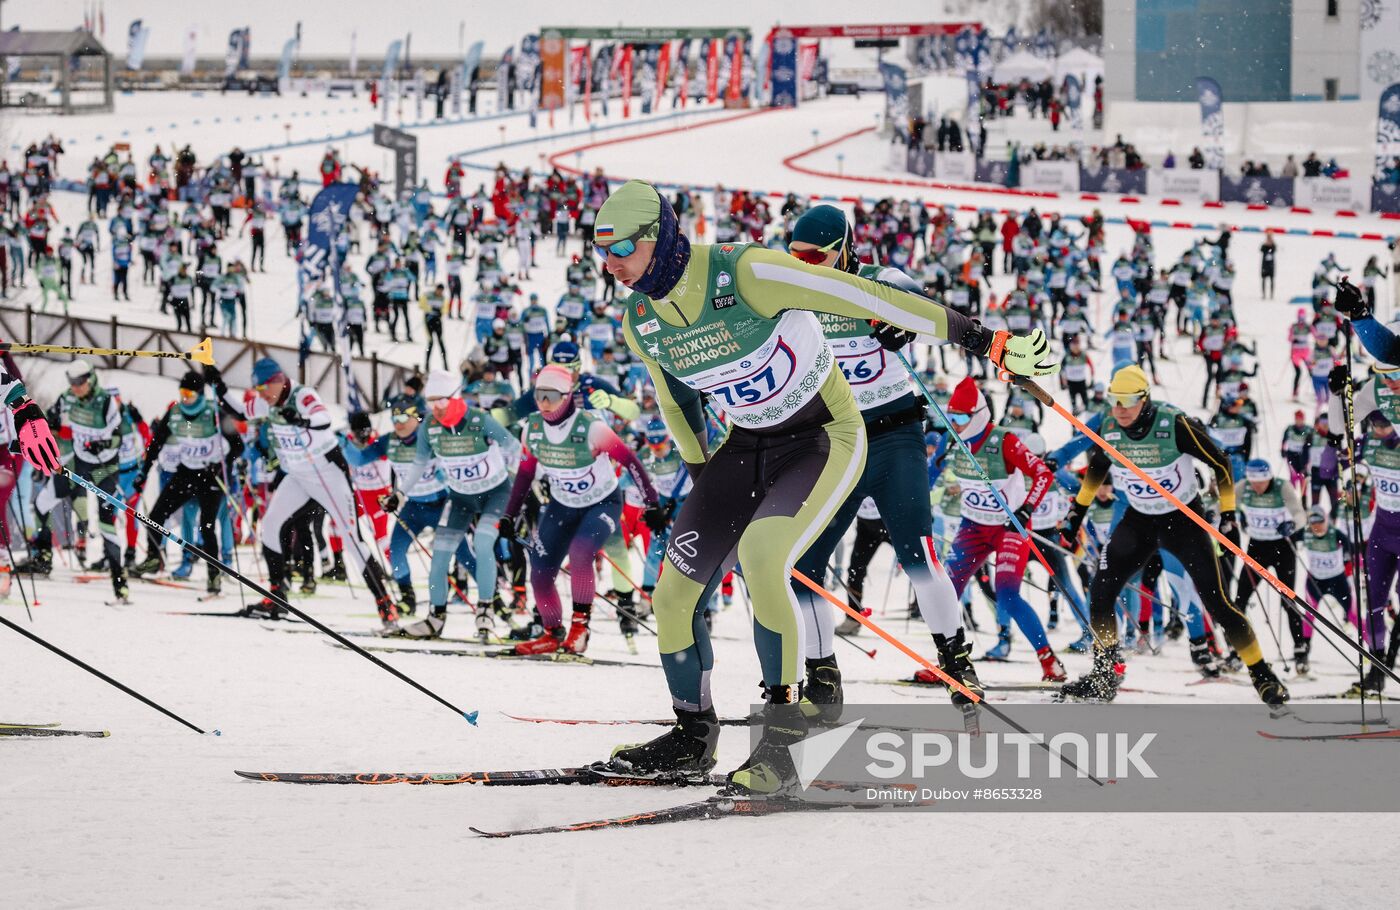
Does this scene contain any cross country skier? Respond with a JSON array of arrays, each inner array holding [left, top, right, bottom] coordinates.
[[0, 352, 60, 587], [1299, 505, 1348, 677], [1058, 365, 1290, 705], [1327, 357, 1400, 695], [1234, 459, 1309, 672], [784, 204, 979, 716], [129, 372, 242, 596], [57, 361, 129, 602], [931, 377, 1066, 680], [588, 180, 1056, 793], [499, 364, 660, 656], [210, 358, 399, 627], [395, 370, 518, 640]]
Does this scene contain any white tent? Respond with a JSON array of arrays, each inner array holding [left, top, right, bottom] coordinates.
[[992, 50, 1053, 84], [1054, 47, 1105, 84]]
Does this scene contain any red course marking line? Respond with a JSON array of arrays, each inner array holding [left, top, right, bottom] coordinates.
[[540, 109, 1400, 240], [780, 125, 1063, 200], [546, 107, 777, 177]]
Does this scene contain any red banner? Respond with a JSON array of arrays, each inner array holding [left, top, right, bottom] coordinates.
[[798, 42, 818, 81], [621, 45, 633, 118], [539, 31, 566, 111], [726, 35, 743, 102], [568, 45, 585, 100], [705, 39, 719, 103], [655, 41, 671, 111]]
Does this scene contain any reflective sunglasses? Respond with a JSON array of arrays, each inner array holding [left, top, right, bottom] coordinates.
[[1109, 392, 1147, 408], [789, 236, 843, 265], [945, 412, 973, 427], [534, 388, 568, 407], [593, 217, 659, 261], [391, 411, 419, 425], [177, 388, 202, 403]]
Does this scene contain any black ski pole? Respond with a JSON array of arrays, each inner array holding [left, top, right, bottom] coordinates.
[[0, 612, 209, 735], [66, 470, 480, 726], [4, 534, 33, 623], [1339, 324, 1376, 699]]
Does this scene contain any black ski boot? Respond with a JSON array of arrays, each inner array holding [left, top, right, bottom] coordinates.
[[206, 572, 222, 596], [724, 685, 809, 796], [248, 587, 289, 620], [123, 546, 136, 569], [1343, 665, 1387, 698], [801, 655, 844, 724], [363, 561, 400, 634], [130, 554, 165, 577], [396, 580, 417, 617], [934, 629, 985, 708], [1247, 661, 1290, 708], [599, 707, 720, 781], [320, 551, 347, 582], [1188, 636, 1221, 678], [16, 550, 53, 576], [1294, 641, 1311, 677], [615, 590, 638, 634], [1060, 646, 1124, 702], [1164, 612, 1185, 641]]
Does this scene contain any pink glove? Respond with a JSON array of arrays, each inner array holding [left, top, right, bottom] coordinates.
[[13, 400, 62, 475]]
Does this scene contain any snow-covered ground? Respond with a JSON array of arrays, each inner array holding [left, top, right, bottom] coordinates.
[[2, 90, 1395, 909]]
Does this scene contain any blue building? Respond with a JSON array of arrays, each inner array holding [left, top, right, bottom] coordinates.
[[1105, 0, 1360, 103]]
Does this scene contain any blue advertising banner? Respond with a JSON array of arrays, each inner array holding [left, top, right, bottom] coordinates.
[[880, 61, 908, 138], [1079, 164, 1147, 195], [1196, 76, 1224, 170], [1375, 82, 1400, 175], [1219, 174, 1294, 207], [1372, 180, 1400, 214], [770, 29, 797, 109], [976, 159, 1010, 186]]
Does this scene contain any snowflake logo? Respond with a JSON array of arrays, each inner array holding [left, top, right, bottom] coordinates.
[[1243, 180, 1268, 205], [1199, 87, 1220, 108], [1386, 93, 1400, 116], [1103, 172, 1123, 193], [1361, 0, 1383, 30], [1368, 50, 1400, 85]]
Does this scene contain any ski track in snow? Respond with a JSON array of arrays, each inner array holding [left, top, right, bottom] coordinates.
[[1, 90, 1393, 909]]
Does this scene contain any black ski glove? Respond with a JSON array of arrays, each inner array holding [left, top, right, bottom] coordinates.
[[278, 405, 309, 427], [1328, 364, 1352, 397], [1333, 277, 1372, 320], [870, 320, 916, 353], [1012, 504, 1034, 531], [379, 491, 405, 514], [1060, 501, 1087, 551], [642, 502, 669, 533], [204, 364, 228, 398]]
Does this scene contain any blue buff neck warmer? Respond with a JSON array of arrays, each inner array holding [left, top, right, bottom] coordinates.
[[630, 197, 691, 301]]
